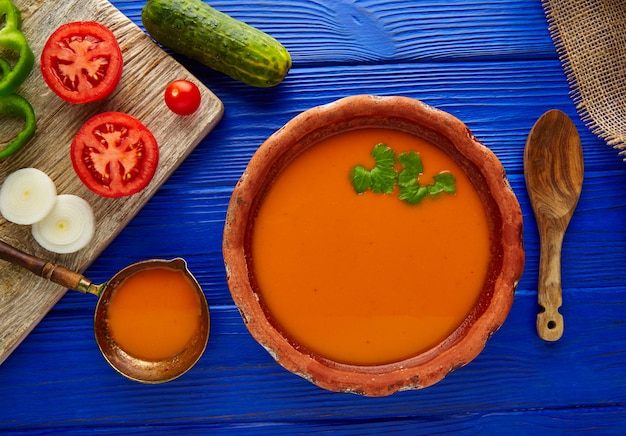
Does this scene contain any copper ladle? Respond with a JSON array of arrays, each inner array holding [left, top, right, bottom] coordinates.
[[0, 239, 210, 383]]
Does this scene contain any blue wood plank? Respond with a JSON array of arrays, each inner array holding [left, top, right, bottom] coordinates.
[[115, 0, 557, 62], [1, 290, 625, 431], [1, 0, 625, 433]]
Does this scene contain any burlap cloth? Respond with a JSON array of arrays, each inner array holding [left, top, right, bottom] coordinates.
[[542, 0, 626, 158]]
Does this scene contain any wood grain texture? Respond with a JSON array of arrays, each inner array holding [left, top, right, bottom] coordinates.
[[0, 0, 223, 364], [1, 0, 625, 433], [525, 110, 584, 341]]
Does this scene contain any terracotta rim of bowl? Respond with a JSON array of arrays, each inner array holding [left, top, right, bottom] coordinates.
[[223, 95, 524, 396]]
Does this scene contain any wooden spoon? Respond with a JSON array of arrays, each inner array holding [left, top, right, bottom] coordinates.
[[524, 109, 584, 341]]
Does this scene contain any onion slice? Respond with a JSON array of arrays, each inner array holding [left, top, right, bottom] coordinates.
[[32, 194, 95, 254], [0, 168, 58, 225]]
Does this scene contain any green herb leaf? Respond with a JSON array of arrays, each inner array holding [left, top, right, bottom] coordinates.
[[350, 143, 397, 194], [350, 165, 372, 194], [370, 144, 397, 194], [397, 151, 424, 187], [429, 172, 457, 195], [350, 144, 456, 205], [398, 184, 429, 205], [401, 172, 457, 204]]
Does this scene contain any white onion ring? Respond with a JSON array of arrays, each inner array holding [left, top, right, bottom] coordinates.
[[0, 168, 57, 225], [32, 194, 95, 254]]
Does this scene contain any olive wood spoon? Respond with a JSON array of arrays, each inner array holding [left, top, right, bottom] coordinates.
[[524, 109, 584, 341]]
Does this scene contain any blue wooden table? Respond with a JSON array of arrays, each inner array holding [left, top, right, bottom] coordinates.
[[1, 0, 625, 433]]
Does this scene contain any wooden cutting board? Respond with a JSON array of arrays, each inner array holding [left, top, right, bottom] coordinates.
[[0, 0, 223, 364]]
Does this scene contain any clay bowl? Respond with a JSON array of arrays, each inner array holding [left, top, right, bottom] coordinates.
[[222, 95, 524, 396]]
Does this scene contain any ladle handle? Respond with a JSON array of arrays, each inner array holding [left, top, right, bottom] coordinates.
[[0, 240, 90, 292], [536, 222, 565, 341]]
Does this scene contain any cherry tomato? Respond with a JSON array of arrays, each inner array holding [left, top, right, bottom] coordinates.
[[164, 80, 202, 115], [71, 112, 159, 198], [40, 21, 123, 104]]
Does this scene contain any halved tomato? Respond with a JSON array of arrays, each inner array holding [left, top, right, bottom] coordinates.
[[71, 112, 159, 198], [40, 21, 123, 104]]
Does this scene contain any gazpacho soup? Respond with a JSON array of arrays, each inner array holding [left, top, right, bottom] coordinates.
[[251, 127, 491, 366], [106, 266, 203, 361]]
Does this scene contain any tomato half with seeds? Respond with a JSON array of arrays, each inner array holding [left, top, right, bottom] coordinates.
[[71, 112, 159, 198], [40, 21, 123, 104]]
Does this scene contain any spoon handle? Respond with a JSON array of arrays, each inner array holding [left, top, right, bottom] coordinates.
[[0, 239, 90, 292], [536, 222, 565, 341]]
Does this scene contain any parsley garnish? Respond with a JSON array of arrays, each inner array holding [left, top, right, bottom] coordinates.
[[350, 143, 457, 205], [350, 143, 397, 194]]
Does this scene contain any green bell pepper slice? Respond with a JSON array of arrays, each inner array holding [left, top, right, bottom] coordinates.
[[0, 93, 35, 159], [0, 0, 34, 96]]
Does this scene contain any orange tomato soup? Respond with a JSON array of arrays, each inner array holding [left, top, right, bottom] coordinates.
[[252, 127, 491, 365], [107, 267, 202, 361]]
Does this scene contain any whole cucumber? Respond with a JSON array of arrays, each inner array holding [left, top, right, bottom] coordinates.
[[142, 0, 292, 87]]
